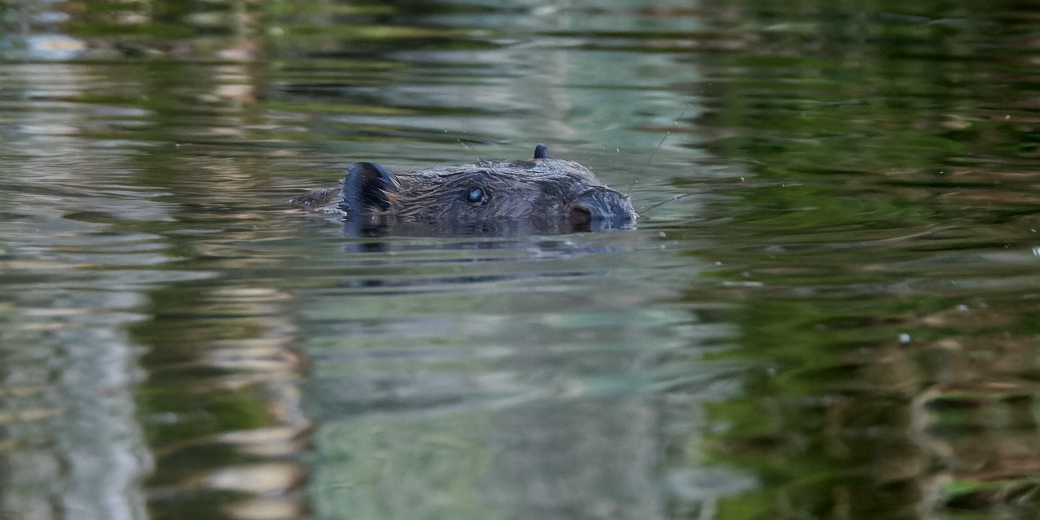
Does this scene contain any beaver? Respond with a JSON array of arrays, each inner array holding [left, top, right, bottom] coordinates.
[[293, 144, 637, 235]]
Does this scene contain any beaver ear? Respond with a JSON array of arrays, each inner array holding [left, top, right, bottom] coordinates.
[[343, 162, 399, 213], [534, 144, 549, 159]]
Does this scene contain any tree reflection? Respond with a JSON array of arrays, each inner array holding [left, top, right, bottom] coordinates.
[[694, 1, 1040, 518]]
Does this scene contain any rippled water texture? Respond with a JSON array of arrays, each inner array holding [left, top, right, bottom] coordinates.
[[3, 1, 1040, 519]]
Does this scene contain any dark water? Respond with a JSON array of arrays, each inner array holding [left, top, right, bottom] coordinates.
[[2, 1, 1040, 519]]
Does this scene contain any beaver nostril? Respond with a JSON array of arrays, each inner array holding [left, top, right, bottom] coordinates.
[[568, 205, 592, 226], [466, 187, 485, 204]]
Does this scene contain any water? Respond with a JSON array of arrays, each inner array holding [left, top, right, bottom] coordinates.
[[2, 1, 1040, 519]]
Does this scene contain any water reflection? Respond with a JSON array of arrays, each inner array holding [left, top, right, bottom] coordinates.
[[1, 0, 262, 61], [0, 29, 312, 520], [134, 284, 311, 520], [299, 231, 739, 519], [0, 62, 156, 520], [693, 1, 1040, 518], [7, 0, 1040, 519]]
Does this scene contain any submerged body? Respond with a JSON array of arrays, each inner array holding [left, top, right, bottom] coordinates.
[[293, 145, 637, 235]]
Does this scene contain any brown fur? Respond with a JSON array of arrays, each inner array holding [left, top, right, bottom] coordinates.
[[292, 151, 637, 234]]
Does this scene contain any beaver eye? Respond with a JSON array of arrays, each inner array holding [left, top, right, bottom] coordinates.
[[466, 187, 486, 204]]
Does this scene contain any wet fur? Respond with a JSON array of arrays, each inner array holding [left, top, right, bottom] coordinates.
[[292, 147, 637, 234]]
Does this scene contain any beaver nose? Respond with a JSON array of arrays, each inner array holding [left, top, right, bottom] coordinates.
[[567, 187, 637, 229]]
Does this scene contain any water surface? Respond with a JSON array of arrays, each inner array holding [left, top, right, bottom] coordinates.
[[2, 1, 1040, 519]]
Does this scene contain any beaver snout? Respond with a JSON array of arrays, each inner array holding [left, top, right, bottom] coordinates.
[[566, 186, 638, 231]]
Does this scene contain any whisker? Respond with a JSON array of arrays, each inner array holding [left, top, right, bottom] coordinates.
[[628, 109, 686, 193], [638, 192, 696, 215], [457, 139, 482, 163]]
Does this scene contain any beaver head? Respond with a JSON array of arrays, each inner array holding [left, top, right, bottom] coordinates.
[[293, 145, 637, 235], [345, 145, 636, 233]]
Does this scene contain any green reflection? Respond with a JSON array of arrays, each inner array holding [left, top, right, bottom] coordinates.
[[313, 413, 498, 520], [694, 1, 1040, 519]]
